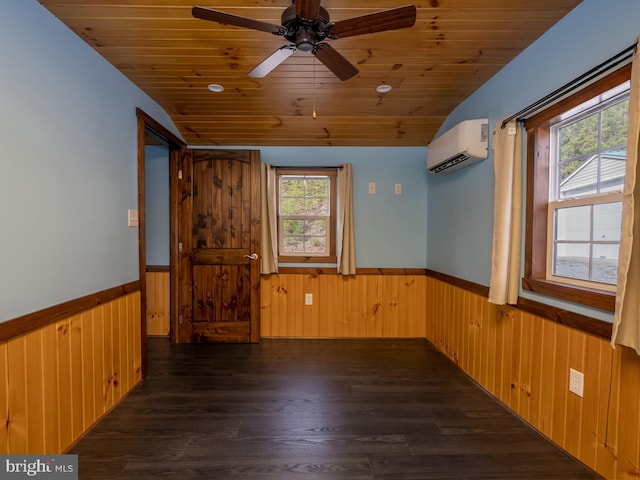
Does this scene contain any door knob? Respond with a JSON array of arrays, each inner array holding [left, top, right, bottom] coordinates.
[[244, 253, 258, 260]]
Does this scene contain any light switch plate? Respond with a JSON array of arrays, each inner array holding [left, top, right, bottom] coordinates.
[[128, 209, 139, 227]]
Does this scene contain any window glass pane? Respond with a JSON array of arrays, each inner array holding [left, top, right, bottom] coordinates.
[[282, 219, 304, 235], [281, 216, 328, 256], [553, 242, 590, 280], [304, 219, 326, 236], [559, 113, 599, 161], [305, 198, 328, 216], [280, 177, 304, 197], [555, 205, 590, 241], [280, 197, 304, 215], [305, 178, 328, 197], [558, 157, 594, 197], [602, 98, 629, 150], [599, 149, 626, 193], [282, 235, 304, 253], [593, 202, 622, 242], [304, 236, 326, 253], [592, 244, 619, 284]]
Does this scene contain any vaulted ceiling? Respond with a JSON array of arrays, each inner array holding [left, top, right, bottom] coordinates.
[[38, 0, 582, 146]]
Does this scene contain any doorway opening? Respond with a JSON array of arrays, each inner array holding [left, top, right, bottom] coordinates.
[[136, 109, 185, 377]]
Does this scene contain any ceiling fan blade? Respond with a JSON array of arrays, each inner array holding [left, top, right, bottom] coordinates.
[[296, 0, 322, 20], [248, 46, 297, 78], [313, 43, 358, 81], [192, 6, 284, 35], [327, 5, 416, 39]]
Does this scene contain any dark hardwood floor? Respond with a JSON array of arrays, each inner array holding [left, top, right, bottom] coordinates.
[[72, 338, 602, 479]]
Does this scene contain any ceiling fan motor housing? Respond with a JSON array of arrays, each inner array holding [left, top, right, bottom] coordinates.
[[281, 5, 330, 50]]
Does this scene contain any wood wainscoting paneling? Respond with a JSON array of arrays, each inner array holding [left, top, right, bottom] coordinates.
[[146, 270, 170, 337], [0, 291, 142, 455], [425, 275, 640, 479], [261, 272, 427, 338]]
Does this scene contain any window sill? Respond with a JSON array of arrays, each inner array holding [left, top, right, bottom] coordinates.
[[278, 255, 337, 264], [522, 277, 615, 312]]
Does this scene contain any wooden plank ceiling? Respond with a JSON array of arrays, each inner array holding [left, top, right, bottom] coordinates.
[[38, 0, 582, 146]]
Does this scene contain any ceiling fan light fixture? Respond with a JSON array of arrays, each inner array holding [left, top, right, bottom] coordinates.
[[208, 83, 224, 93], [376, 84, 392, 93]]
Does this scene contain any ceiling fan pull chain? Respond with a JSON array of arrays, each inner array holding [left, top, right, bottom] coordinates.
[[313, 58, 317, 119]]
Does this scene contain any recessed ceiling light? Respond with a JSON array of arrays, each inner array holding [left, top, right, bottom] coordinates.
[[376, 84, 392, 94], [208, 83, 224, 93]]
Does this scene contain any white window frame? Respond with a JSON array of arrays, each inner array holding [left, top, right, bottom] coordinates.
[[544, 84, 629, 291], [275, 168, 337, 263]]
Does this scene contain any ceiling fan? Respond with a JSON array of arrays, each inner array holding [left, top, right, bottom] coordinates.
[[192, 1, 417, 81]]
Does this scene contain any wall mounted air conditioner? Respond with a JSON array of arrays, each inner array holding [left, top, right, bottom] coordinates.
[[427, 118, 489, 174]]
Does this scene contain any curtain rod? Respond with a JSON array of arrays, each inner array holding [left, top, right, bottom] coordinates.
[[271, 165, 343, 170], [501, 42, 637, 129]]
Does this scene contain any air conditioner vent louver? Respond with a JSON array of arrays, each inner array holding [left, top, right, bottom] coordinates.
[[430, 153, 470, 174], [427, 119, 489, 175]]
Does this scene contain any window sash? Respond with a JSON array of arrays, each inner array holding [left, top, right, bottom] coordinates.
[[278, 214, 331, 257], [275, 168, 337, 263], [546, 193, 622, 292], [549, 90, 629, 202]]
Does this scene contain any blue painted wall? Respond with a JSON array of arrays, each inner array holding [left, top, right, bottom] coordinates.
[[194, 147, 429, 268], [427, 0, 640, 321], [0, 1, 181, 322], [145, 145, 171, 266]]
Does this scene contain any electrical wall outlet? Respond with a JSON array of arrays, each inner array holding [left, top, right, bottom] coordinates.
[[569, 368, 584, 397], [395, 183, 402, 195], [305, 293, 313, 305]]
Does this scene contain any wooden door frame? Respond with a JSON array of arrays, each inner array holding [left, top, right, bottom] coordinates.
[[136, 108, 186, 377]]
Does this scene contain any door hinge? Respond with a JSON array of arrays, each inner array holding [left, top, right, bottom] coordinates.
[[178, 169, 183, 180], [179, 314, 183, 325]]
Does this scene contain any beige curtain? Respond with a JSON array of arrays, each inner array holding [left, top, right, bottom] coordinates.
[[260, 162, 278, 274], [337, 163, 356, 275], [612, 42, 640, 355], [488, 119, 523, 305]]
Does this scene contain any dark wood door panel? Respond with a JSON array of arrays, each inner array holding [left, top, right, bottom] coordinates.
[[192, 150, 251, 250], [178, 149, 261, 343], [192, 265, 251, 322]]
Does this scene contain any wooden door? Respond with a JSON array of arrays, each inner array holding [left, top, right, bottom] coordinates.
[[177, 149, 261, 343]]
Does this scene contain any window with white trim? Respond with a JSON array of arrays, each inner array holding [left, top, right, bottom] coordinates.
[[276, 168, 337, 263], [524, 65, 631, 309], [547, 80, 629, 290]]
